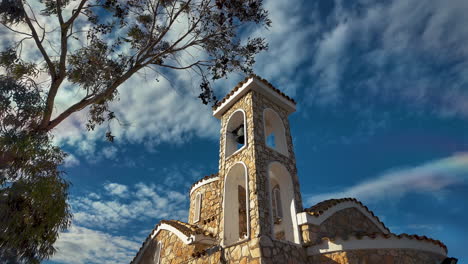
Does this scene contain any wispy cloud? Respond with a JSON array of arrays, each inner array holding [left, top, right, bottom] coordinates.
[[103, 183, 129, 198], [63, 153, 80, 168], [305, 0, 468, 118], [72, 182, 188, 229], [307, 153, 468, 205], [0, 1, 220, 162], [52, 74, 219, 161]]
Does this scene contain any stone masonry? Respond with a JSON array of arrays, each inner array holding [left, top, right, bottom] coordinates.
[[131, 75, 455, 264]]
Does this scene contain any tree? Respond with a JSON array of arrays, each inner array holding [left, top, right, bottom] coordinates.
[[0, 0, 270, 261]]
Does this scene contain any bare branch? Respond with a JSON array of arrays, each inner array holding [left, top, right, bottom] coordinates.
[[23, 7, 56, 79], [64, 0, 87, 28], [46, 65, 142, 130], [0, 23, 33, 37], [158, 60, 209, 70]]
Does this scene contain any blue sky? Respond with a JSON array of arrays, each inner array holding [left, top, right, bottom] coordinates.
[[38, 0, 468, 263]]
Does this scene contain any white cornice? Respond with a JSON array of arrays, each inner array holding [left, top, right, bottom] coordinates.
[[190, 177, 220, 195], [307, 235, 447, 256], [149, 223, 216, 245]]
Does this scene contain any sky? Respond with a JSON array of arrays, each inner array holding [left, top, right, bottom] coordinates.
[[3, 0, 466, 263]]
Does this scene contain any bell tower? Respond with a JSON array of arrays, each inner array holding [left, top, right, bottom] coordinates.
[[213, 75, 304, 250]]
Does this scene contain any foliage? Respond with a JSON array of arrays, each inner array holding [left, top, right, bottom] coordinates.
[[0, 0, 270, 260], [0, 77, 71, 263], [0, 175, 71, 263]]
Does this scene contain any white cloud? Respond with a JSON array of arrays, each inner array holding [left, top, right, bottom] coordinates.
[[247, 0, 318, 97], [306, 0, 468, 117], [52, 180, 190, 264], [52, 225, 141, 264], [104, 183, 129, 198], [52, 72, 219, 161], [72, 182, 188, 229], [307, 153, 468, 205], [63, 154, 80, 168], [102, 146, 118, 160], [1, 1, 220, 162]]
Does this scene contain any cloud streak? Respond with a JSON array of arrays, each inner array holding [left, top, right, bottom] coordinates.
[[52, 181, 190, 264], [305, 0, 468, 119], [307, 153, 468, 205], [72, 182, 188, 229]]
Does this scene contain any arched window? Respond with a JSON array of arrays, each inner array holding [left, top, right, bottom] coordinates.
[[153, 241, 161, 264], [223, 162, 249, 245], [264, 108, 288, 156], [225, 110, 247, 158], [268, 162, 299, 243], [194, 192, 202, 223]]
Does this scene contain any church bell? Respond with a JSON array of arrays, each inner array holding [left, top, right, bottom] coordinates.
[[232, 124, 245, 145]]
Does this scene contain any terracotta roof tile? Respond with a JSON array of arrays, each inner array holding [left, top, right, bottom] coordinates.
[[305, 198, 390, 233], [160, 219, 214, 237], [212, 74, 296, 111], [190, 173, 218, 193]]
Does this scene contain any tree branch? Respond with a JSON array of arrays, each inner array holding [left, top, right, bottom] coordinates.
[[23, 9, 56, 79], [46, 65, 143, 130], [158, 61, 208, 70], [64, 0, 87, 28], [38, 0, 71, 130]]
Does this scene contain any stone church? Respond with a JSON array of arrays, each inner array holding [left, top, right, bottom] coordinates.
[[131, 75, 457, 264]]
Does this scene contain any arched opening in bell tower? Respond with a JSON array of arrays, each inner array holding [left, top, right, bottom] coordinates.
[[267, 162, 300, 243], [263, 108, 288, 157], [223, 162, 249, 245], [225, 110, 247, 158]]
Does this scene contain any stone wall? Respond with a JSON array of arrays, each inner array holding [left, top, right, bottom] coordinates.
[[189, 180, 222, 236], [250, 90, 303, 240], [259, 236, 309, 264], [308, 248, 445, 264], [218, 91, 263, 241], [301, 207, 383, 245], [138, 230, 210, 264], [221, 238, 263, 263], [217, 89, 306, 261]]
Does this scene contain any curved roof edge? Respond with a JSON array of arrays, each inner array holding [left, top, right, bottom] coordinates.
[[298, 198, 390, 234], [212, 74, 296, 119], [131, 220, 216, 264], [306, 232, 447, 256], [190, 174, 219, 195]]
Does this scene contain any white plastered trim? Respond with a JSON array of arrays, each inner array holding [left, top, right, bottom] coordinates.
[[213, 77, 296, 119], [213, 78, 253, 119], [221, 161, 250, 247], [190, 177, 219, 195], [296, 201, 389, 234], [150, 223, 216, 245], [224, 109, 248, 159], [307, 235, 447, 256]]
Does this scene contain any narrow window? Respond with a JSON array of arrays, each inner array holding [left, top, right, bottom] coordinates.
[[194, 193, 202, 223], [238, 185, 247, 239], [153, 242, 161, 264], [272, 185, 282, 224]]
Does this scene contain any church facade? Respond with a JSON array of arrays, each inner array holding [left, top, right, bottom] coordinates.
[[131, 75, 456, 264]]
